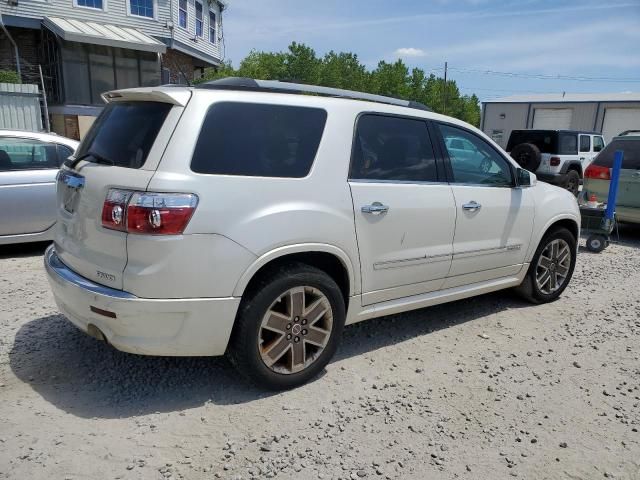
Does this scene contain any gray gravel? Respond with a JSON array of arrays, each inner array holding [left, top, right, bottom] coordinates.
[[1, 227, 640, 479]]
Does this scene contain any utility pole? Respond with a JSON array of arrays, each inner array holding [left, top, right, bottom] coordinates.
[[443, 61, 447, 115]]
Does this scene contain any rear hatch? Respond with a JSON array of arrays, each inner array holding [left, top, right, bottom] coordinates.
[[54, 89, 190, 289]]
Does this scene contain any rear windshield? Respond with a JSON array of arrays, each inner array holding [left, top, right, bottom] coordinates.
[[506, 130, 578, 155], [190, 102, 327, 177], [75, 101, 172, 169], [593, 139, 640, 169]]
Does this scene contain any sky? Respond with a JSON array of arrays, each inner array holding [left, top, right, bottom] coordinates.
[[219, 0, 640, 101]]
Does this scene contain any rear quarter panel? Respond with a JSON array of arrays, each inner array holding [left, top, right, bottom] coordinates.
[[146, 91, 363, 297]]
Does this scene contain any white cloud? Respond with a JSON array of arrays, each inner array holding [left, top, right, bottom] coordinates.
[[394, 47, 426, 58]]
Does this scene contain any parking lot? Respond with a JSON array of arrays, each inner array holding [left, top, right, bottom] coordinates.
[[1, 229, 639, 480]]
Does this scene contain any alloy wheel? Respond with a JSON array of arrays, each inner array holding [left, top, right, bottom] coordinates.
[[535, 238, 571, 295], [258, 287, 333, 374]]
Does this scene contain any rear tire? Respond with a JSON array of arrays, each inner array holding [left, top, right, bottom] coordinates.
[[515, 227, 576, 304], [228, 263, 345, 390], [563, 170, 580, 196]]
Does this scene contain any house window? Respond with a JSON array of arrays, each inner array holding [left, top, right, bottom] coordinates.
[[195, 1, 203, 37], [178, 0, 187, 28], [209, 11, 216, 43], [130, 0, 154, 18], [76, 0, 103, 9]]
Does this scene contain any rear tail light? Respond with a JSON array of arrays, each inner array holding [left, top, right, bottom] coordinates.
[[584, 164, 611, 180], [549, 156, 561, 166], [101, 189, 198, 235]]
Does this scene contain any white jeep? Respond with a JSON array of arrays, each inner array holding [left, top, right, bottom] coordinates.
[[507, 129, 605, 196], [45, 78, 580, 389]]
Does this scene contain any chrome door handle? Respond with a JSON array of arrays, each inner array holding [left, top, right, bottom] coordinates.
[[361, 202, 389, 215], [462, 201, 482, 211]]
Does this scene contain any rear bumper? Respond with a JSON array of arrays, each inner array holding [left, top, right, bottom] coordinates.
[[44, 245, 240, 356]]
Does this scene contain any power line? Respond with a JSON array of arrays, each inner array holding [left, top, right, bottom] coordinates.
[[447, 67, 640, 83]]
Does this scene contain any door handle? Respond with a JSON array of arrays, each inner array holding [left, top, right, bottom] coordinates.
[[462, 201, 482, 211], [361, 202, 389, 215], [580, 157, 585, 161]]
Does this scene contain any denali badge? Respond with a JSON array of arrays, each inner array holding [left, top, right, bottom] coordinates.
[[96, 270, 116, 282]]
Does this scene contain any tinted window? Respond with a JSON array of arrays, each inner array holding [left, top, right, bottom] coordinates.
[[507, 130, 558, 153], [350, 115, 437, 182], [559, 133, 578, 155], [593, 136, 605, 152], [76, 101, 172, 169], [191, 103, 327, 177], [593, 139, 640, 170], [439, 124, 513, 186], [0, 137, 59, 171], [579, 135, 591, 152]]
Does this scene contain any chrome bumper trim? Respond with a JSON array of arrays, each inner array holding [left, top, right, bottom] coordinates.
[[44, 245, 136, 300]]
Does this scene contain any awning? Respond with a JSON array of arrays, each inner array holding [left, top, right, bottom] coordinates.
[[43, 16, 166, 54]]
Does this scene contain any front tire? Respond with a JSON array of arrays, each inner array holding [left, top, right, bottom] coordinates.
[[515, 227, 576, 304], [228, 263, 345, 390]]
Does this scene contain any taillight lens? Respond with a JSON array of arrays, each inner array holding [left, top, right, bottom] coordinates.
[[101, 189, 131, 232], [101, 189, 198, 235], [584, 164, 611, 180], [549, 156, 561, 166]]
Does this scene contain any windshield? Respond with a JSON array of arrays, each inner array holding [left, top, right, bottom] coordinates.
[[75, 101, 172, 169]]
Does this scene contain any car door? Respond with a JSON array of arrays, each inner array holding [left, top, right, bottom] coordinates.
[[579, 134, 593, 169], [0, 136, 61, 236], [349, 114, 456, 305], [435, 122, 535, 288]]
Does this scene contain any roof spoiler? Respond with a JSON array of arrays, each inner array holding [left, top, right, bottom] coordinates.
[[101, 88, 191, 106]]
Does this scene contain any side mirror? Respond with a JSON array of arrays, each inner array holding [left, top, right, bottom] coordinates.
[[516, 168, 536, 188]]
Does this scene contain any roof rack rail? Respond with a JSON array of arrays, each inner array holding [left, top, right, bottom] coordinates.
[[194, 77, 432, 112]]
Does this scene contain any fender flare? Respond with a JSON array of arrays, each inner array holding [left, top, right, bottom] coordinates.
[[560, 161, 583, 176], [232, 243, 359, 297], [525, 213, 580, 262]]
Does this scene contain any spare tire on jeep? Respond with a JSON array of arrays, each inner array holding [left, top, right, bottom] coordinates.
[[510, 143, 542, 172]]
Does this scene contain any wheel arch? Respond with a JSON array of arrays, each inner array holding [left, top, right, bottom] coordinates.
[[526, 215, 580, 263], [232, 244, 358, 304], [561, 161, 583, 177]]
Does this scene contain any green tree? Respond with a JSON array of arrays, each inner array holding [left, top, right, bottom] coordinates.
[[318, 51, 368, 90], [195, 42, 481, 126], [0, 70, 20, 84]]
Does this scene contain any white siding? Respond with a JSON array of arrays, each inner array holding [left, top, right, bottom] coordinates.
[[4, 0, 172, 37], [171, 0, 221, 63], [3, 0, 221, 63]]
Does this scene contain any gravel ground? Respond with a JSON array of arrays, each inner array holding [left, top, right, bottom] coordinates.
[[1, 228, 639, 480]]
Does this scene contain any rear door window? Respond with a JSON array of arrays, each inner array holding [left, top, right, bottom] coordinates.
[[76, 101, 172, 169], [579, 135, 591, 152], [350, 114, 438, 182], [0, 137, 59, 171], [594, 139, 640, 170], [191, 102, 327, 177], [558, 133, 578, 155], [506, 131, 558, 153]]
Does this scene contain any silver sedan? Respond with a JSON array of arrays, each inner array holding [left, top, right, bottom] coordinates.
[[0, 130, 79, 245]]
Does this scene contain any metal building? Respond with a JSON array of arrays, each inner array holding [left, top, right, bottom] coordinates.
[[481, 92, 640, 148]]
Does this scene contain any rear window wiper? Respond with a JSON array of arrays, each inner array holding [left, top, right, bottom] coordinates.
[[66, 151, 115, 170]]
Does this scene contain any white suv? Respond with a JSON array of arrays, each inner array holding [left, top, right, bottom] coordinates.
[[45, 78, 580, 389]]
